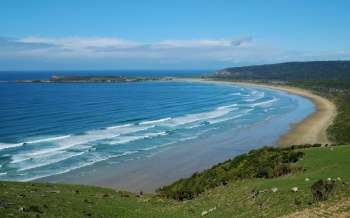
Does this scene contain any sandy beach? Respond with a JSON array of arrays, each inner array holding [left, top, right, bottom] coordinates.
[[178, 78, 337, 147]]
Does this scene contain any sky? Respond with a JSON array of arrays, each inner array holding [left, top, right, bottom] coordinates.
[[0, 0, 349, 71]]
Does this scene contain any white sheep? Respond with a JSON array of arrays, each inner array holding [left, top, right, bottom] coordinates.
[[291, 187, 298, 192], [201, 210, 208, 216]]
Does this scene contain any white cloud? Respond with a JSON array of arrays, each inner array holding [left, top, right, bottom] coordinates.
[[0, 36, 349, 70], [4, 36, 254, 51], [18, 36, 140, 50]]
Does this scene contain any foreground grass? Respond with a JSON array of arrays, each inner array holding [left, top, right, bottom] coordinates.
[[1, 145, 350, 217]]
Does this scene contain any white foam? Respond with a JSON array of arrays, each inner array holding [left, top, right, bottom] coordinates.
[[168, 106, 234, 127], [24, 135, 71, 144], [19, 150, 140, 182], [107, 136, 143, 145], [16, 151, 84, 172], [217, 104, 238, 110], [0, 142, 23, 151], [106, 123, 133, 130], [243, 91, 265, 102], [209, 109, 253, 124], [0, 135, 72, 151], [140, 146, 158, 151], [140, 117, 171, 125], [108, 131, 167, 145], [250, 97, 278, 107], [14, 124, 157, 160]]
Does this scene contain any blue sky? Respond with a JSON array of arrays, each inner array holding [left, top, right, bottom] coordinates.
[[1, 0, 349, 70]]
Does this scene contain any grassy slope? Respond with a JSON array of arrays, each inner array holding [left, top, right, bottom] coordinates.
[[1, 145, 350, 217]]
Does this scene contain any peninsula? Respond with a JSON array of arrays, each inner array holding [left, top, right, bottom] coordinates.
[[16, 75, 173, 83]]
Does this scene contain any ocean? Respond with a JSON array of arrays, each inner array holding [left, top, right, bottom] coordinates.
[[0, 71, 314, 186]]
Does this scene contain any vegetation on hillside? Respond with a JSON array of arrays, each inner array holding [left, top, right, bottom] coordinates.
[[157, 147, 304, 200], [214, 61, 350, 81]]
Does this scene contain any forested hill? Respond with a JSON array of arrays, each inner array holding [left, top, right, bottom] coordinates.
[[214, 61, 350, 81]]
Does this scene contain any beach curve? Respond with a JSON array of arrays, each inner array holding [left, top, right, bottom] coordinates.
[[176, 78, 337, 147]]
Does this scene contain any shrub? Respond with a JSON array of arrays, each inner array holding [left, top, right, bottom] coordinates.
[[311, 179, 336, 202]]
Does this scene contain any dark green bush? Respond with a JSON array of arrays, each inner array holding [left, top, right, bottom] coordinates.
[[311, 179, 336, 202]]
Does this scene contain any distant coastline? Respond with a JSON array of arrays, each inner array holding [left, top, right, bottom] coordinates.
[[175, 78, 337, 147], [15, 75, 173, 83]]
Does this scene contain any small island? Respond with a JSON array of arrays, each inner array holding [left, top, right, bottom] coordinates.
[[16, 75, 174, 83]]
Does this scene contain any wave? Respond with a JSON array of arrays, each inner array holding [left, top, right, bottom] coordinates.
[[243, 91, 265, 102], [140, 146, 158, 151], [139, 117, 171, 125], [108, 131, 168, 145], [1, 102, 236, 156], [0, 135, 72, 151], [168, 105, 234, 127], [209, 109, 253, 124], [17, 150, 140, 182], [24, 135, 72, 144], [0, 142, 23, 151], [106, 123, 133, 130], [217, 104, 238, 110], [16, 151, 85, 172], [8, 124, 157, 163], [249, 97, 278, 107]]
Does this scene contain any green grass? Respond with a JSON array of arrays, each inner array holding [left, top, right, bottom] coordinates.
[[1, 145, 350, 217]]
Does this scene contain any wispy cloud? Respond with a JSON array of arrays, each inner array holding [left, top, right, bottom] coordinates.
[[0, 37, 55, 50], [0, 36, 349, 70], [0, 36, 254, 54], [18, 36, 140, 50]]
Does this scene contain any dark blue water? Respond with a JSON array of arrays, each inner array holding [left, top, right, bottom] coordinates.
[[0, 72, 314, 181]]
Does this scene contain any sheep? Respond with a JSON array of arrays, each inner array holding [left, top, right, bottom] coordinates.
[[201, 210, 208, 216], [271, 187, 278, 193], [291, 187, 299, 192]]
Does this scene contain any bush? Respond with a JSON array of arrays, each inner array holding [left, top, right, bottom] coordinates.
[[311, 179, 336, 202]]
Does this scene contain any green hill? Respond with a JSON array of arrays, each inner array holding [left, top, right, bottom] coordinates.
[[211, 61, 350, 145], [1, 144, 350, 217], [214, 61, 350, 81]]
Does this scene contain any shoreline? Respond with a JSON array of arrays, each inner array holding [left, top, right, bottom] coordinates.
[[176, 78, 337, 147], [38, 78, 326, 192]]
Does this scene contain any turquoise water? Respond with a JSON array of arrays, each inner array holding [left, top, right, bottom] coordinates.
[[0, 77, 314, 182]]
